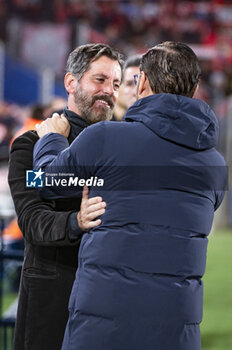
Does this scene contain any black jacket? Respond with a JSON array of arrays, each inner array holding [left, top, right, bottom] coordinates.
[[8, 109, 88, 350]]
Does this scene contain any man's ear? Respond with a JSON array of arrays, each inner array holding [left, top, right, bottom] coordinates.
[[138, 71, 153, 99], [138, 71, 146, 96], [64, 73, 78, 94]]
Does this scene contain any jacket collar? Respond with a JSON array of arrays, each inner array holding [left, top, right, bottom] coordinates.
[[63, 108, 89, 143]]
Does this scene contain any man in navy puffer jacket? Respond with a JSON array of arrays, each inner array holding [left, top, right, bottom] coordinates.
[[34, 42, 227, 350]]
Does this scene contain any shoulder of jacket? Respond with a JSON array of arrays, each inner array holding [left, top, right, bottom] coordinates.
[[11, 130, 39, 149]]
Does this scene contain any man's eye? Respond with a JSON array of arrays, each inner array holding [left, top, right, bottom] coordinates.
[[96, 78, 104, 82], [114, 84, 120, 90]]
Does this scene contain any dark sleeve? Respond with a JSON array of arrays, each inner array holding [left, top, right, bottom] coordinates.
[[67, 212, 83, 241], [33, 123, 105, 199], [8, 131, 83, 246]]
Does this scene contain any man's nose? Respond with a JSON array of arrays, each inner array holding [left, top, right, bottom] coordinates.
[[102, 81, 114, 95]]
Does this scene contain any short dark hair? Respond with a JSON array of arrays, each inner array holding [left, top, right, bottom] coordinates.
[[140, 41, 201, 98], [66, 43, 124, 81], [124, 55, 141, 71]]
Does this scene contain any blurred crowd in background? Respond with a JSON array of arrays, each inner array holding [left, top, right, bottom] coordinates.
[[1, 0, 232, 157], [1, 0, 232, 228]]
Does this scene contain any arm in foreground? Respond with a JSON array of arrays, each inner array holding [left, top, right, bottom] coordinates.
[[8, 132, 105, 245], [34, 114, 105, 199]]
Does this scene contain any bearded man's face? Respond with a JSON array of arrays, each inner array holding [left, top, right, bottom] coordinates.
[[74, 56, 122, 124]]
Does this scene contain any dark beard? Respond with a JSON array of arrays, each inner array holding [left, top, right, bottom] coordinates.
[[74, 89, 114, 124]]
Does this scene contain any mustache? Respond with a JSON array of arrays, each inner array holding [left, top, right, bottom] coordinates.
[[92, 95, 115, 109]]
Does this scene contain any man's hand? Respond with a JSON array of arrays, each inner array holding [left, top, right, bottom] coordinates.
[[77, 186, 106, 231], [36, 113, 70, 138]]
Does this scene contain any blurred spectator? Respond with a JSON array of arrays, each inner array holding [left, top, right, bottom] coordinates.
[[0, 101, 15, 147], [112, 87, 127, 122], [43, 97, 67, 118], [0, 101, 21, 161], [2, 217, 23, 242], [113, 55, 141, 121], [122, 55, 141, 109], [10, 98, 67, 145], [11, 104, 45, 145]]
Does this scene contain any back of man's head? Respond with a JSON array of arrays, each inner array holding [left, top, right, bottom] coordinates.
[[140, 41, 201, 98], [66, 43, 124, 81]]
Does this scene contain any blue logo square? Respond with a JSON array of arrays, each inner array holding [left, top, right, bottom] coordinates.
[[26, 169, 44, 188]]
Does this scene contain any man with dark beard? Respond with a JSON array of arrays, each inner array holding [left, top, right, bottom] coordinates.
[[63, 44, 122, 124], [8, 44, 123, 350]]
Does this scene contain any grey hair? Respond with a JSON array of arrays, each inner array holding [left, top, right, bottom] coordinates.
[[66, 43, 124, 81]]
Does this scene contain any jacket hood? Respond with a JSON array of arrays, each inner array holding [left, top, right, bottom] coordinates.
[[124, 94, 219, 150]]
